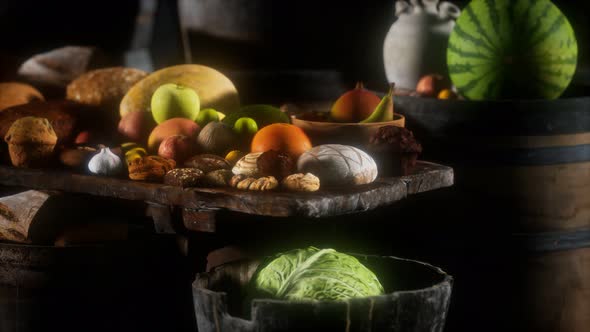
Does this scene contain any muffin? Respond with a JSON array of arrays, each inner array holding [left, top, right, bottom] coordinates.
[[367, 126, 422, 177], [4, 116, 58, 168]]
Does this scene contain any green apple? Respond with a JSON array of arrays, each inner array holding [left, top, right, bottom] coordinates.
[[233, 117, 258, 137], [196, 108, 220, 127], [150, 83, 200, 124]]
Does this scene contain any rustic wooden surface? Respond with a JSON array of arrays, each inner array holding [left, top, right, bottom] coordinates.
[[0, 161, 452, 219]]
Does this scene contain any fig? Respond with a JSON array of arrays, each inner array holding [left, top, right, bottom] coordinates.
[[330, 82, 381, 123], [158, 135, 195, 164]]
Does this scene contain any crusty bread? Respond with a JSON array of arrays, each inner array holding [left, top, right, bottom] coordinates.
[[66, 67, 147, 112], [297, 144, 378, 186], [0, 82, 44, 111]]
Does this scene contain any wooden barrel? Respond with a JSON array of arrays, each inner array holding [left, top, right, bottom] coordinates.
[[193, 255, 452, 332], [0, 236, 196, 332], [396, 96, 590, 332]]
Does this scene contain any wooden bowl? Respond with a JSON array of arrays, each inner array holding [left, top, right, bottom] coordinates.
[[291, 113, 405, 148]]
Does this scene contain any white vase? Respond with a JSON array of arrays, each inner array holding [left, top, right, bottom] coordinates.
[[383, 0, 460, 90]]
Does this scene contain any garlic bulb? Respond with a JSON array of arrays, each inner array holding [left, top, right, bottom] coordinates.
[[88, 147, 123, 176]]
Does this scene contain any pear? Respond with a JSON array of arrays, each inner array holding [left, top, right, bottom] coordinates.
[[360, 83, 395, 123]]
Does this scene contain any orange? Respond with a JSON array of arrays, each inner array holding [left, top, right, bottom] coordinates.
[[251, 123, 312, 160]]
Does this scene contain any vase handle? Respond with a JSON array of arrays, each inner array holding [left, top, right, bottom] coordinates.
[[395, 1, 411, 17], [422, 0, 440, 14], [439, 1, 461, 20]]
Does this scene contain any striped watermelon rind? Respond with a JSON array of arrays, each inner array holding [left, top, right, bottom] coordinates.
[[447, 0, 578, 100]]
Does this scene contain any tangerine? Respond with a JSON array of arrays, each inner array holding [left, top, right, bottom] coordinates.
[[251, 123, 312, 160]]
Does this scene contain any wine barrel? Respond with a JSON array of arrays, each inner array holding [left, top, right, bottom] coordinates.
[[396, 96, 590, 332], [0, 236, 196, 332], [193, 255, 452, 332]]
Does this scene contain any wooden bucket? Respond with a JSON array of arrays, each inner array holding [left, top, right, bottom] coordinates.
[[193, 255, 452, 332], [396, 96, 590, 332], [0, 236, 195, 332]]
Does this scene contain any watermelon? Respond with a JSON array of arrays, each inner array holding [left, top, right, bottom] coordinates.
[[447, 0, 578, 100]]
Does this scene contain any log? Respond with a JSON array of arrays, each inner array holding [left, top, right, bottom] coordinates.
[[0, 190, 54, 243], [0, 190, 145, 244]]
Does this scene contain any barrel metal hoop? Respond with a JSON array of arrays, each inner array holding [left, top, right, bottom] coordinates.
[[512, 228, 590, 253]]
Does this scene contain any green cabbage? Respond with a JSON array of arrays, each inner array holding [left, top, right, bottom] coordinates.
[[252, 247, 384, 301]]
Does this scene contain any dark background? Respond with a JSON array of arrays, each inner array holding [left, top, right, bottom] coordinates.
[[0, 0, 588, 93]]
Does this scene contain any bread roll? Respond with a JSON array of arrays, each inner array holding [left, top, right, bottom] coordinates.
[[0, 82, 44, 111], [297, 144, 378, 186], [67, 67, 147, 112]]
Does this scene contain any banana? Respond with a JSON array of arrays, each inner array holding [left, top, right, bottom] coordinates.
[[124, 146, 147, 162], [360, 83, 395, 123]]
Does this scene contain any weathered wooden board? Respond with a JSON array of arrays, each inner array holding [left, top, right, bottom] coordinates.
[[0, 161, 452, 218]]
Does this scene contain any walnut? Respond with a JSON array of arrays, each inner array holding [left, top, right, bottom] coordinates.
[[256, 150, 295, 180], [281, 173, 320, 192], [202, 169, 234, 187], [230, 175, 278, 191]]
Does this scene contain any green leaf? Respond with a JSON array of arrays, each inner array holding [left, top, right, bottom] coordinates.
[[252, 247, 384, 301]]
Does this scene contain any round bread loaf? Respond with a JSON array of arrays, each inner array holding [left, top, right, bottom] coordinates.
[[297, 144, 378, 186], [66, 67, 147, 117], [0, 82, 44, 112]]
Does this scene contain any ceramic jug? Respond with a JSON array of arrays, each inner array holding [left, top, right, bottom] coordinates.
[[383, 0, 460, 90]]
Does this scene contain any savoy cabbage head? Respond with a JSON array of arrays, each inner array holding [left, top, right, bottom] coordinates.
[[252, 247, 384, 301]]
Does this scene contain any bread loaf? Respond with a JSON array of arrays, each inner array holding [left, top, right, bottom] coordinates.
[[0, 82, 44, 111], [297, 144, 378, 186], [67, 67, 147, 125]]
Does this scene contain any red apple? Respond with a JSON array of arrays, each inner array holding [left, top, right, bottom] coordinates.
[[118, 111, 157, 143], [416, 74, 449, 98], [158, 135, 195, 164]]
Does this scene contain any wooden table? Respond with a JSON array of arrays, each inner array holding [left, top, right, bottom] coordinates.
[[0, 161, 453, 233]]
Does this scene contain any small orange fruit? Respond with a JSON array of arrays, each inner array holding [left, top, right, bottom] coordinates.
[[437, 88, 457, 100], [251, 123, 312, 160]]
